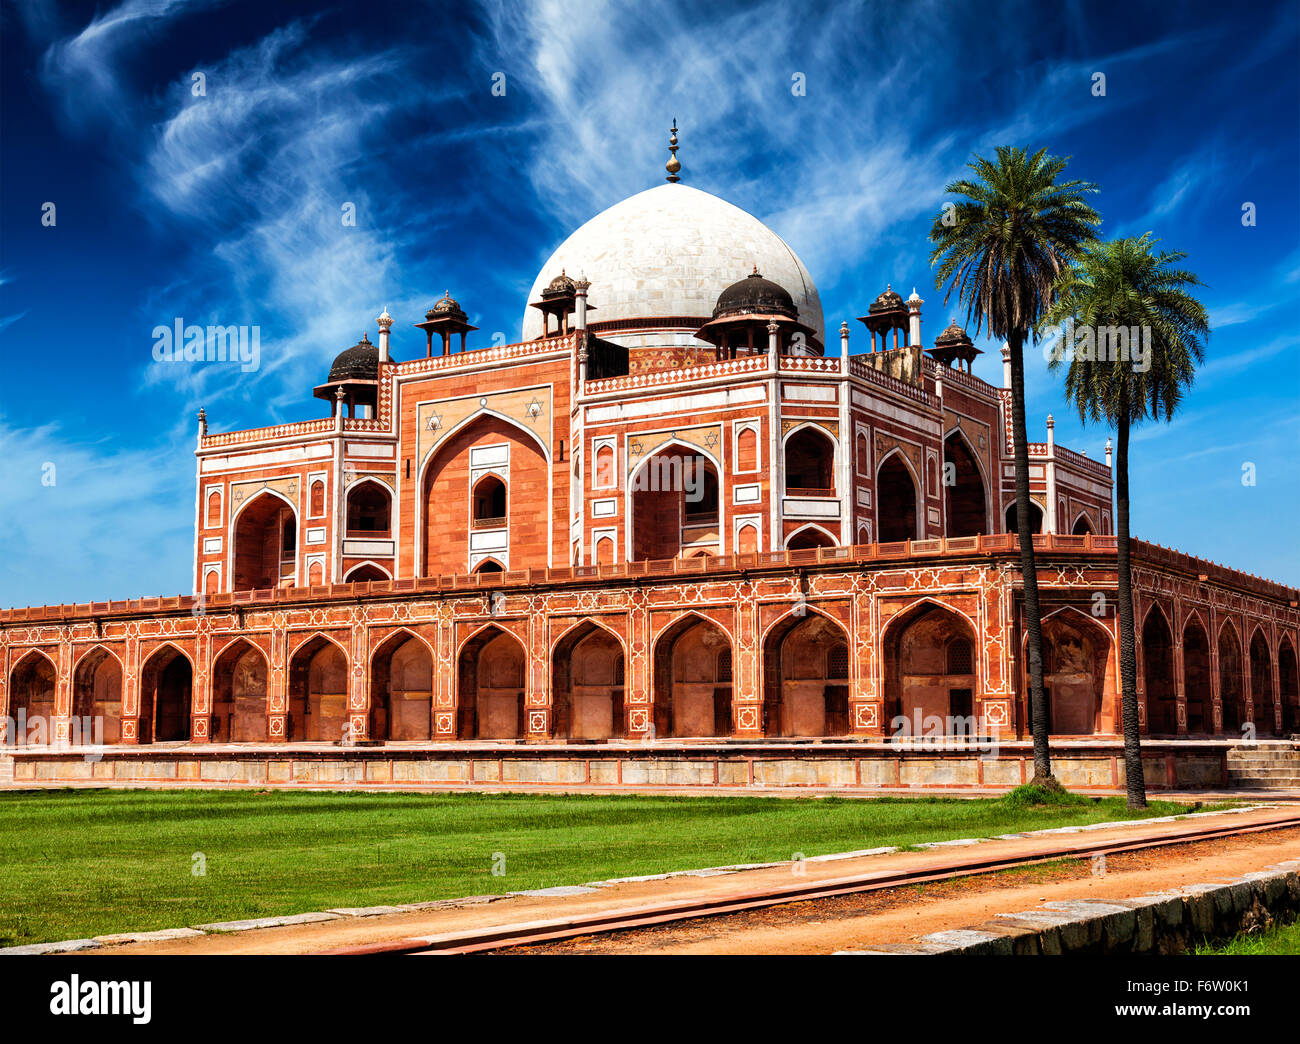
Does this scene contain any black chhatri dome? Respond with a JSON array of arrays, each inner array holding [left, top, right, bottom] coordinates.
[[328, 333, 379, 382], [935, 318, 973, 347], [712, 268, 798, 320], [868, 284, 906, 314]]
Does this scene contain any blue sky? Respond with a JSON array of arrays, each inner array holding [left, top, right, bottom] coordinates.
[[1, 0, 1297, 607]]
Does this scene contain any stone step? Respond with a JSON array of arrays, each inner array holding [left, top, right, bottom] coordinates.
[[1227, 766, 1300, 779], [1227, 755, 1300, 767], [1228, 776, 1300, 788]]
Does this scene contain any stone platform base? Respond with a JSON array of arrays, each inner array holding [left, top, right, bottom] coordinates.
[[0, 739, 1235, 792]]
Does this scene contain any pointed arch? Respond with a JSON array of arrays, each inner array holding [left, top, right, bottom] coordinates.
[[1181, 614, 1212, 735], [286, 633, 350, 743], [1070, 510, 1096, 536], [882, 599, 980, 736], [7, 649, 58, 746], [1278, 635, 1299, 734], [552, 619, 626, 740], [1218, 619, 1246, 734], [472, 557, 505, 575], [1248, 626, 1276, 735], [942, 427, 990, 537], [229, 488, 298, 591], [1028, 606, 1118, 735], [628, 441, 721, 561], [344, 477, 392, 537], [783, 423, 836, 493], [876, 447, 921, 543], [211, 638, 269, 743], [785, 523, 838, 550], [761, 607, 851, 737], [1141, 604, 1176, 735], [138, 643, 193, 744], [420, 411, 551, 577], [344, 561, 392, 583], [370, 628, 434, 741], [71, 645, 123, 745], [457, 624, 527, 739], [652, 612, 735, 738]]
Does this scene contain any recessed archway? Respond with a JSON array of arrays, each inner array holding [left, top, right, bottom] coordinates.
[[1037, 609, 1115, 735], [652, 615, 733, 737], [7, 651, 57, 746], [784, 427, 835, 494], [458, 626, 526, 739], [1182, 617, 1213, 735], [139, 645, 192, 744], [370, 631, 433, 741], [1005, 500, 1044, 535], [883, 602, 979, 737], [630, 444, 720, 561], [943, 431, 987, 537], [1219, 623, 1246, 735], [472, 475, 507, 528], [345, 479, 391, 537], [210, 640, 269, 743], [344, 563, 391, 583], [287, 635, 349, 743], [1142, 608, 1177, 735], [1071, 512, 1095, 536], [762, 610, 850, 737], [786, 525, 836, 551], [876, 452, 918, 544], [72, 647, 123, 745], [552, 622, 625, 740], [232, 492, 297, 591], [1279, 637, 1299, 734], [1249, 628, 1276, 735]]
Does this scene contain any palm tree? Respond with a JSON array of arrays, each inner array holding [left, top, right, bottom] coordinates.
[[1041, 234, 1208, 808], [929, 146, 1100, 786]]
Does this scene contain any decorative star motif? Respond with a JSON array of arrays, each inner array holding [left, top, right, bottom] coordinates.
[[427, 412, 442, 431]]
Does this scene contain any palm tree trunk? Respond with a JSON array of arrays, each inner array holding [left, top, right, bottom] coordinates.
[[1008, 333, 1053, 784], [1114, 396, 1147, 808]]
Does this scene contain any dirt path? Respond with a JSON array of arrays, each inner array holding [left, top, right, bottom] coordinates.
[[91, 806, 1298, 956], [506, 828, 1300, 954]]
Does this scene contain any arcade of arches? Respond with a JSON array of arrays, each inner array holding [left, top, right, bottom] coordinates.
[[654, 615, 733, 737], [763, 612, 850, 737]]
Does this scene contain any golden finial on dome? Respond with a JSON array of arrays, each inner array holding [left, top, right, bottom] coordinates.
[[665, 118, 681, 183]]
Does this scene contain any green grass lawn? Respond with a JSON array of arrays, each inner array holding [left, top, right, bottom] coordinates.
[[1193, 919, 1300, 955], [0, 788, 1210, 946]]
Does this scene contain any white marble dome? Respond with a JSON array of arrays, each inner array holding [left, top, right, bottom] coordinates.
[[522, 183, 824, 345]]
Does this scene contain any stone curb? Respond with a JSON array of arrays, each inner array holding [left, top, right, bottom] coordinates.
[[0, 803, 1276, 955], [836, 859, 1300, 955]]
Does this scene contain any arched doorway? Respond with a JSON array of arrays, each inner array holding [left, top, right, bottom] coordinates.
[[1219, 624, 1245, 735], [553, 623, 625, 740], [1249, 629, 1276, 735], [786, 526, 835, 551], [1038, 611, 1115, 735], [1279, 637, 1299, 734], [943, 432, 987, 537], [139, 646, 192, 744], [1182, 618, 1212, 735], [72, 647, 123, 745], [472, 475, 507, 528], [1071, 513, 1095, 536], [345, 480, 392, 537], [1005, 500, 1044, 535], [232, 492, 297, 591], [210, 640, 269, 742], [7, 652, 57, 746], [422, 415, 549, 575], [370, 631, 433, 741], [762, 611, 850, 737], [630, 445, 720, 560], [883, 604, 978, 737], [458, 626, 526, 739], [784, 427, 835, 495], [876, 453, 918, 543], [287, 636, 349, 742], [1141, 609, 1176, 735], [653, 615, 733, 737], [344, 564, 390, 583]]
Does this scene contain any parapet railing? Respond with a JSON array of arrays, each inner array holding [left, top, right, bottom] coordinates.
[[4, 534, 1295, 625]]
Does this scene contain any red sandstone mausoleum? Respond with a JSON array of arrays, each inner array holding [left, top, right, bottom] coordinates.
[[3, 144, 1298, 787]]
